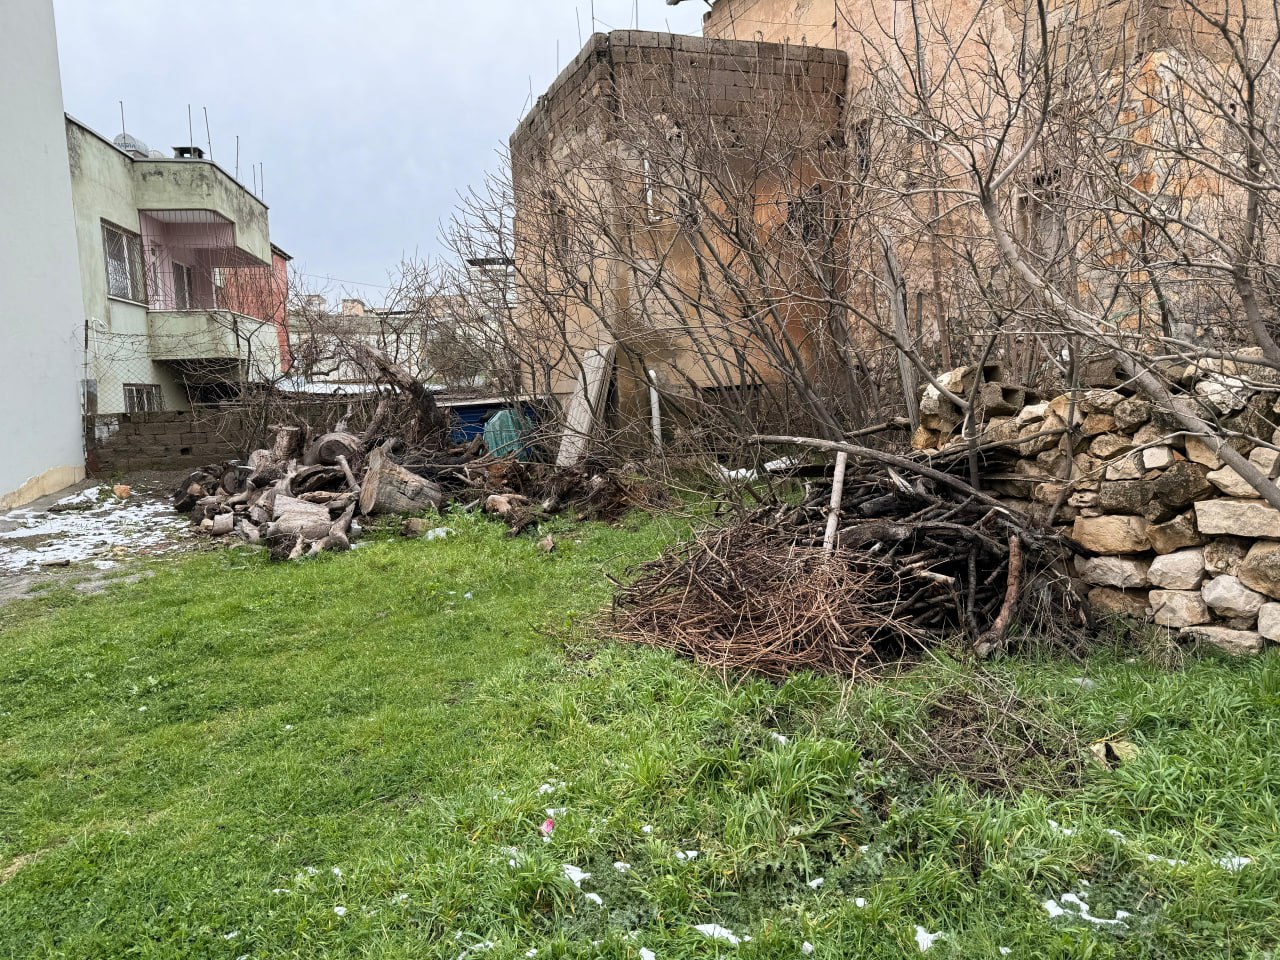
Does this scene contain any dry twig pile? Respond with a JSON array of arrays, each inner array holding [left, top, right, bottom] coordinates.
[[611, 461, 1085, 677]]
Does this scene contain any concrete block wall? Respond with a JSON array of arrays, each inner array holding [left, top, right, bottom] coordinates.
[[85, 401, 359, 474]]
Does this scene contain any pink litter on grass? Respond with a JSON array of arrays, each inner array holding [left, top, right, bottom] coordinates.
[[540, 818, 555, 837]]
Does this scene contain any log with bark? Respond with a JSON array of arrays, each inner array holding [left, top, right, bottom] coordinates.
[[359, 445, 443, 515]]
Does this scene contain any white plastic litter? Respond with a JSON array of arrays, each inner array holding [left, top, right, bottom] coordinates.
[[1044, 892, 1130, 926], [613, 862, 631, 873], [1047, 820, 1076, 837], [1146, 854, 1189, 867], [584, 893, 604, 906], [676, 850, 699, 861], [807, 877, 824, 889], [642, 825, 654, 834], [854, 898, 867, 908], [694, 924, 750, 945], [802, 943, 815, 955], [1216, 855, 1253, 872], [333, 906, 347, 917], [455, 941, 495, 960], [770, 732, 789, 745], [426, 528, 452, 541], [914, 927, 942, 952], [562, 864, 591, 887], [640, 950, 657, 960]]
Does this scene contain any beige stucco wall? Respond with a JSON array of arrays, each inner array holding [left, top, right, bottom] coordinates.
[[0, 0, 87, 507]]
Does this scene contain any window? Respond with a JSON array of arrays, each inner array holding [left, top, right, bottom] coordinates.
[[172, 262, 193, 309], [123, 383, 163, 413], [102, 222, 146, 303]]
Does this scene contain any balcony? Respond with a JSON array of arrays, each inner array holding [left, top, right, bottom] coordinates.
[[147, 309, 278, 366]]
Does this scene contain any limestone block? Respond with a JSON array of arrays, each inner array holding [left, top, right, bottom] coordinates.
[[1249, 446, 1280, 475], [1237, 540, 1280, 599], [1149, 590, 1211, 627], [1258, 603, 1280, 642], [1081, 389, 1124, 413], [1114, 398, 1152, 432], [1142, 446, 1175, 471], [1202, 575, 1267, 618], [1071, 515, 1151, 554], [1151, 462, 1213, 508], [1184, 435, 1224, 469], [1207, 465, 1257, 498], [1082, 413, 1116, 437], [1180, 625, 1265, 656], [1092, 434, 1133, 460], [1105, 454, 1144, 481], [1148, 549, 1206, 590], [1203, 538, 1248, 576], [1196, 499, 1280, 539], [1075, 555, 1152, 589], [1099, 480, 1151, 515]]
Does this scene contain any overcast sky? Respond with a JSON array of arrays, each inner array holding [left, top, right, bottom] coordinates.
[[52, 0, 708, 305]]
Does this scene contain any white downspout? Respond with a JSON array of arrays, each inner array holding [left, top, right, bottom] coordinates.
[[647, 369, 662, 456]]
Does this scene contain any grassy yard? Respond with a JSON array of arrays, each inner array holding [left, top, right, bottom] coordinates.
[[1, 511, 1278, 959]]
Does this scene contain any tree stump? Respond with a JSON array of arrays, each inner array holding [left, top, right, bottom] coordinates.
[[359, 446, 443, 515]]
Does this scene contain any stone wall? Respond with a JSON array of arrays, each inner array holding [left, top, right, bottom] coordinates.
[[85, 400, 357, 474], [914, 359, 1280, 656]]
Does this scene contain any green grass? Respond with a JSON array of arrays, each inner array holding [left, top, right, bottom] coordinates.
[[1, 511, 1278, 959]]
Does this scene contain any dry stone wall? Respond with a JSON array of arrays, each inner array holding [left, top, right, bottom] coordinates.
[[913, 359, 1280, 656]]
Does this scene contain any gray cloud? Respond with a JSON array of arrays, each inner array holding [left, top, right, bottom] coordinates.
[[53, 0, 708, 303]]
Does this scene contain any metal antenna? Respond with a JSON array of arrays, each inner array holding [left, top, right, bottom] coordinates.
[[119, 101, 126, 136], [576, 7, 582, 45], [187, 104, 194, 151], [203, 106, 213, 159], [235, 135, 241, 180]]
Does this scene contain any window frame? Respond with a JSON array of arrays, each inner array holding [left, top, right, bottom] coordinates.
[[102, 221, 147, 304], [122, 382, 163, 414], [172, 261, 194, 310]]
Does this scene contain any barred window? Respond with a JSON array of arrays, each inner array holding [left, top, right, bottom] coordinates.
[[103, 222, 146, 303], [172, 262, 193, 309], [123, 383, 162, 413]]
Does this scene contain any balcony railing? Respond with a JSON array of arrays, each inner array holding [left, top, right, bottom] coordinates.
[[147, 309, 276, 365]]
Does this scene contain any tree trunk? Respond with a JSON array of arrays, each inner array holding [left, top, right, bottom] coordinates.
[[304, 431, 362, 467], [359, 446, 443, 515]]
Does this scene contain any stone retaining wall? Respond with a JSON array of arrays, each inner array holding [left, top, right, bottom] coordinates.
[[914, 358, 1280, 656]]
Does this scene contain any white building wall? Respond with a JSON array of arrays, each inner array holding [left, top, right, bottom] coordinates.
[[0, 0, 87, 507]]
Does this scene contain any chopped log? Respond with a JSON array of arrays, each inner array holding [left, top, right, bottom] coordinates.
[[271, 426, 304, 462], [191, 496, 223, 525], [271, 495, 333, 538], [209, 513, 235, 537], [220, 464, 252, 496], [290, 464, 347, 495], [304, 431, 362, 467], [175, 482, 207, 514], [358, 446, 443, 515]]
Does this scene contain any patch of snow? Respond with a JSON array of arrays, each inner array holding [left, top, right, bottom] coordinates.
[[456, 941, 495, 960], [854, 898, 867, 908], [802, 943, 814, 955], [1000, 949, 1012, 956], [333, 906, 347, 917], [426, 527, 452, 541], [675, 850, 699, 861], [332, 867, 343, 878], [770, 732, 789, 745], [545, 807, 566, 817], [641, 825, 653, 834], [613, 862, 631, 873], [271, 888, 291, 895], [640, 949, 656, 960], [1146, 854, 1189, 867], [1048, 820, 1075, 837], [0, 490, 188, 573], [694, 924, 750, 946], [1045, 893, 1130, 927], [1103, 829, 1126, 840], [223, 931, 240, 940]]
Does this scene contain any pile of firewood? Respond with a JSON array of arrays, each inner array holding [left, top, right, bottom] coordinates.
[[610, 453, 1086, 677], [174, 424, 450, 561]]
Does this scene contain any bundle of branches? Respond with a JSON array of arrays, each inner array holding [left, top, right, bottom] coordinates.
[[611, 457, 1085, 678]]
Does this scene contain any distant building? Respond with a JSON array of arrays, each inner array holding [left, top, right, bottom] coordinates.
[[66, 117, 290, 415], [0, 0, 88, 507]]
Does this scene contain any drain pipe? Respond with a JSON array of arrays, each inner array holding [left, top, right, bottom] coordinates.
[[647, 369, 662, 456]]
